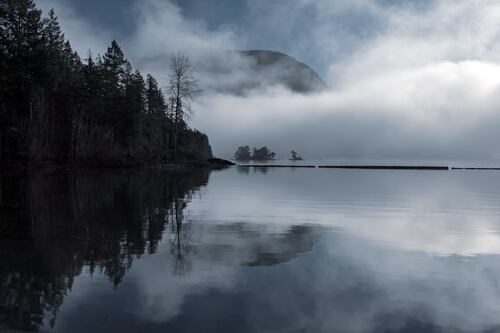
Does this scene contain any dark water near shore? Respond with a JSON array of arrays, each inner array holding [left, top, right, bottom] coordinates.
[[2, 167, 500, 332]]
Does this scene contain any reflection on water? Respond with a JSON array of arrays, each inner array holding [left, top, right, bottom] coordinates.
[[2, 167, 500, 332], [0, 168, 209, 331]]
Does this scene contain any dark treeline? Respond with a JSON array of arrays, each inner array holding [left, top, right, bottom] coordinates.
[[0, 0, 212, 167], [234, 145, 276, 161], [0, 168, 209, 331]]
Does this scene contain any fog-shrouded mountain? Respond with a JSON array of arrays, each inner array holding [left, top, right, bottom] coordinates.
[[235, 50, 327, 93], [136, 50, 327, 95]]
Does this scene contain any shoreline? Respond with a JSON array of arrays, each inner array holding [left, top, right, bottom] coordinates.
[[237, 164, 500, 171], [6, 161, 500, 172], [0, 160, 229, 173], [237, 164, 449, 170]]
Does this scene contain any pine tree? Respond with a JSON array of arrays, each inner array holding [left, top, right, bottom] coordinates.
[[145, 74, 169, 158], [42, 9, 65, 86], [101, 40, 130, 151], [40, 9, 66, 158], [124, 69, 145, 156], [68, 52, 103, 161], [0, 0, 8, 158], [0, 0, 45, 160], [102, 40, 128, 92], [43, 9, 64, 57]]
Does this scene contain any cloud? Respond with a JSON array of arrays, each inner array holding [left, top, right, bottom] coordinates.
[[194, 60, 500, 159], [187, 0, 500, 160], [126, 0, 236, 59], [35, 0, 111, 56], [329, 0, 500, 83], [35, 0, 500, 161]]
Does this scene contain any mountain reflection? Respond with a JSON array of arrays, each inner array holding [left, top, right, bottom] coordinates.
[[191, 224, 320, 267], [0, 168, 209, 331]]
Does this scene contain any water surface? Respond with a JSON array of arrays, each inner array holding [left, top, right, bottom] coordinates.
[[2, 167, 500, 332]]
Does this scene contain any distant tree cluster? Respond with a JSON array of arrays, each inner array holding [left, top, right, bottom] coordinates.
[[0, 0, 212, 166], [234, 145, 276, 161]]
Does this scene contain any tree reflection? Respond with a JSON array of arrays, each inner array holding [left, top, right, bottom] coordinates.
[[254, 166, 269, 174], [0, 168, 209, 331], [170, 198, 193, 276]]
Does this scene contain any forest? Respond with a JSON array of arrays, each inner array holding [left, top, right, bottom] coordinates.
[[0, 0, 212, 167]]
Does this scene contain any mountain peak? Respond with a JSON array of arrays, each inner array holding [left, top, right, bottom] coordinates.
[[237, 50, 327, 93]]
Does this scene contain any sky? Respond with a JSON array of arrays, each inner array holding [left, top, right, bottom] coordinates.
[[34, 0, 500, 160]]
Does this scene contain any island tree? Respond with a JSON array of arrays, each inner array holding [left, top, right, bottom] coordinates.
[[234, 145, 252, 160], [252, 146, 276, 160], [234, 146, 276, 160]]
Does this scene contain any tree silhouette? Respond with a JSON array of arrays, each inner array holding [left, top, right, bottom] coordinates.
[[168, 53, 198, 161], [0, 3, 212, 166], [234, 145, 252, 160], [234, 145, 276, 160], [252, 146, 276, 160], [170, 197, 193, 276]]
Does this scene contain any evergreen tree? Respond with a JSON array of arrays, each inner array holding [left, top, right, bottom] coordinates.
[[42, 9, 65, 78], [102, 40, 128, 92], [40, 10, 66, 158], [145, 74, 168, 158], [234, 146, 251, 161], [252, 146, 276, 160], [0, 0, 45, 159], [0, 0, 8, 158], [124, 69, 145, 156], [101, 40, 130, 150]]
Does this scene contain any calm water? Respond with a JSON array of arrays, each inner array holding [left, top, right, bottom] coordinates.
[[2, 167, 500, 332], [239, 157, 500, 168]]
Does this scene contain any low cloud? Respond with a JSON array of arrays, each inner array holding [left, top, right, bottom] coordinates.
[[36, 0, 500, 161], [36, 0, 111, 56], [126, 0, 236, 59], [192, 0, 500, 160], [194, 60, 500, 159]]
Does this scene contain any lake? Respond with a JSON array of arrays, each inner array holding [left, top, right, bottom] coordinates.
[[2, 166, 500, 332]]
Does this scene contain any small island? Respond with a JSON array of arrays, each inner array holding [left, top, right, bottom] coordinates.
[[290, 150, 303, 161], [234, 146, 276, 161]]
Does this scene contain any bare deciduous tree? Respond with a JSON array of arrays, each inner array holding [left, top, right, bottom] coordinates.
[[168, 53, 198, 161]]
